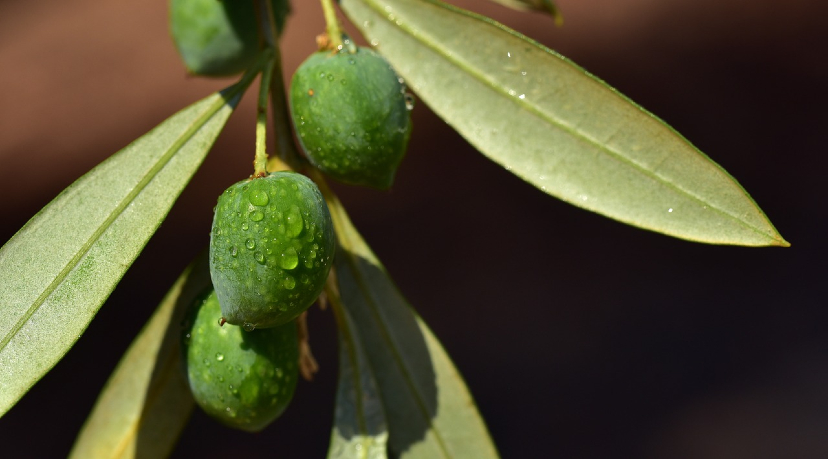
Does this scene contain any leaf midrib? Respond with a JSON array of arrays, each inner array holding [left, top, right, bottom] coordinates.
[[330, 200, 450, 458], [358, 0, 778, 244], [0, 89, 240, 356], [330, 295, 373, 459]]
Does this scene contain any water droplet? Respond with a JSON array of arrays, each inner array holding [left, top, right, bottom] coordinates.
[[319, 72, 326, 78], [216, 353, 224, 362], [668, 208, 674, 213], [327, 74, 335, 82], [230, 246, 238, 257], [249, 189, 269, 206], [284, 276, 296, 290], [243, 323, 255, 332], [202, 358, 211, 367], [249, 210, 264, 222], [279, 247, 299, 270], [213, 226, 222, 236], [245, 239, 255, 250], [241, 222, 249, 231], [285, 206, 304, 237], [254, 252, 265, 264], [404, 93, 415, 111]]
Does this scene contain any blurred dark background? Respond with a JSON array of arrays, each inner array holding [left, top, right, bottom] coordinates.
[[1, 0, 826, 457]]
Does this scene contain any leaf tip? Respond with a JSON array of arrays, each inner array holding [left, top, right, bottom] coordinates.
[[773, 237, 791, 248]]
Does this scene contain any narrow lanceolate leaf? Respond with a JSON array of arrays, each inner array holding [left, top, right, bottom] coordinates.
[[327, 283, 389, 459], [486, 0, 563, 25], [339, 0, 788, 247], [70, 254, 211, 459], [0, 70, 258, 417], [322, 187, 498, 458]]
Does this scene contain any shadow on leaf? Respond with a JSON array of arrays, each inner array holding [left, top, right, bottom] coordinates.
[[336, 249, 438, 457]]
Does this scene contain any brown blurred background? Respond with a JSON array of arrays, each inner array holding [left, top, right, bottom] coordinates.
[[1, 0, 827, 457]]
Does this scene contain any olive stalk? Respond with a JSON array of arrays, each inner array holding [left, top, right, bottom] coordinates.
[[254, 0, 301, 172], [253, 56, 275, 177], [320, 0, 344, 49]]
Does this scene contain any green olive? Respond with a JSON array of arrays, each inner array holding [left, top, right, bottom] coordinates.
[[209, 171, 334, 329], [182, 289, 299, 432], [170, 0, 290, 77], [289, 46, 413, 189]]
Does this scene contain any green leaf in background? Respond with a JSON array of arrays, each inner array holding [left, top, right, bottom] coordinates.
[[327, 280, 389, 459], [0, 66, 259, 417], [70, 253, 212, 459], [321, 185, 499, 458], [339, 0, 788, 247], [486, 0, 563, 25]]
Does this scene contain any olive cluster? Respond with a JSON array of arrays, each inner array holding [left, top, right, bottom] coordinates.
[[172, 0, 412, 432]]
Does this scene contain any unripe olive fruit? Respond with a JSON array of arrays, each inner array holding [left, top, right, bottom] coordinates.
[[182, 289, 299, 432], [289, 46, 413, 189], [170, 0, 290, 77], [209, 171, 334, 329]]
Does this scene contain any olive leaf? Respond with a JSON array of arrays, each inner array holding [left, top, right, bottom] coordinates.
[[324, 190, 499, 458], [70, 254, 211, 459], [327, 282, 389, 459], [0, 69, 258, 417], [339, 0, 788, 247], [486, 0, 563, 25]]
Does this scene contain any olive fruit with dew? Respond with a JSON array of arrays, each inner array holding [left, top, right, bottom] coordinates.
[[289, 45, 413, 189], [209, 171, 334, 329], [182, 289, 299, 432], [170, 0, 290, 77]]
